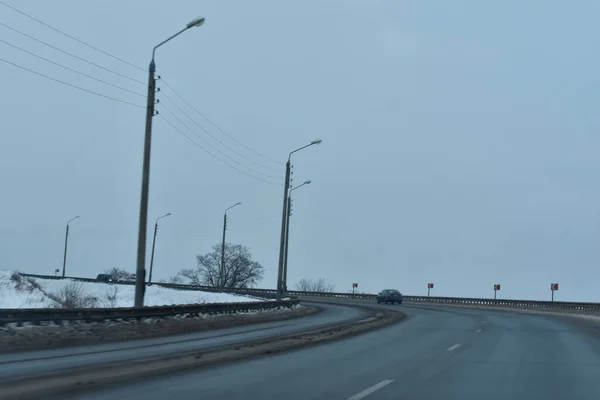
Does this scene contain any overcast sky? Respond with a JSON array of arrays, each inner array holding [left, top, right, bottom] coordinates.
[[1, 0, 599, 302]]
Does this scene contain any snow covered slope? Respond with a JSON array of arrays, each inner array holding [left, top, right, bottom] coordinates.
[[0, 271, 260, 309]]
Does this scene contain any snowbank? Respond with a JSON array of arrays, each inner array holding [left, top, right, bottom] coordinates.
[[0, 271, 261, 308]]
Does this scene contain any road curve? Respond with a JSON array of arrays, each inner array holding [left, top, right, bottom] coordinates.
[[63, 299, 600, 400], [0, 302, 367, 384]]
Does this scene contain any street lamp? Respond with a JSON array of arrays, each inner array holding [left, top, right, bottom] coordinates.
[[62, 216, 79, 278], [135, 16, 206, 307], [148, 212, 171, 286], [220, 202, 242, 289], [276, 139, 322, 300], [283, 180, 311, 294]]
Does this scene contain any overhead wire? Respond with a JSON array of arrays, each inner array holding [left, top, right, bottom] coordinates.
[[0, 2, 285, 178], [0, 21, 145, 85], [157, 113, 282, 186], [0, 56, 145, 108], [158, 102, 281, 181], [159, 90, 281, 174], [0, 0, 146, 72], [0, 38, 145, 97], [161, 78, 283, 166]]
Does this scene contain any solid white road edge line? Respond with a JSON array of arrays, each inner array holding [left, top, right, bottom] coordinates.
[[447, 344, 461, 352], [347, 380, 395, 400]]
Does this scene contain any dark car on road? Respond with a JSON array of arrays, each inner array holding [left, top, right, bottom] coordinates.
[[376, 289, 403, 304], [96, 274, 114, 283]]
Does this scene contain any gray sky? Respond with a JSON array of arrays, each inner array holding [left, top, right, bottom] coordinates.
[[1, 0, 599, 302]]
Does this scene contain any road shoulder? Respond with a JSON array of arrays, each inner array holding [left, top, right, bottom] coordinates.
[[0, 304, 320, 355]]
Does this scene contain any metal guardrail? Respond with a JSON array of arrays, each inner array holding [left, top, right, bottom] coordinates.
[[0, 299, 299, 325], [18, 273, 277, 298], [287, 290, 600, 314], [16, 273, 600, 315]]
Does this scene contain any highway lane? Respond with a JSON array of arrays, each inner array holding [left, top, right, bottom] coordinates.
[[64, 302, 600, 400], [0, 302, 367, 384]]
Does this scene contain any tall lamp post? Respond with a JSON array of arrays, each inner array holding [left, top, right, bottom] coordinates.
[[276, 139, 322, 300], [148, 212, 171, 286], [134, 16, 206, 307], [282, 180, 311, 295], [221, 202, 242, 289], [62, 216, 79, 278]]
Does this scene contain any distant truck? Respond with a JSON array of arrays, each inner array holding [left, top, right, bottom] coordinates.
[[96, 274, 114, 283]]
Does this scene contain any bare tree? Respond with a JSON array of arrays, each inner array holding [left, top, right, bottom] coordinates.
[[295, 278, 336, 293], [51, 282, 99, 308], [103, 286, 120, 308], [10, 273, 43, 293], [104, 267, 131, 281], [176, 242, 264, 288], [176, 268, 202, 285]]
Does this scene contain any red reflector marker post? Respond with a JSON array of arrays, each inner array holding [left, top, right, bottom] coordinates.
[[550, 283, 558, 301]]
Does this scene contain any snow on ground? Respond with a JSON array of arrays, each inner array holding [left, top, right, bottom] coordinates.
[[0, 271, 261, 309]]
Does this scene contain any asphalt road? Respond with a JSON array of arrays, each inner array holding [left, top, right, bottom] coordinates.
[[0, 302, 366, 383], [63, 300, 600, 400]]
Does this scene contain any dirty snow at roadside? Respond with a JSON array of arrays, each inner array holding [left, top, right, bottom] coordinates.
[[0, 271, 262, 308]]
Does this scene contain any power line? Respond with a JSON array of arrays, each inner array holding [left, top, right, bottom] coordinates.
[[0, 38, 145, 97], [0, 56, 145, 108], [0, 0, 145, 72], [158, 114, 282, 186], [159, 90, 280, 173], [161, 78, 283, 166], [158, 103, 280, 180], [0, 21, 145, 85], [0, 2, 282, 168], [0, 2, 283, 170]]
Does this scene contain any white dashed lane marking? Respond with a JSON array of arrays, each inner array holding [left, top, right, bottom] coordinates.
[[447, 344, 461, 352], [347, 380, 395, 400]]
